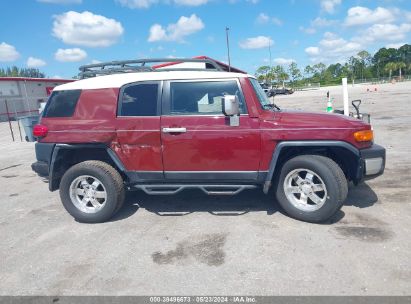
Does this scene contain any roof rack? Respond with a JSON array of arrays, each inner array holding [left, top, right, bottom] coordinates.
[[78, 58, 225, 79]]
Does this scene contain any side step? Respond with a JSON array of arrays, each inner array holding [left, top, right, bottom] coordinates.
[[133, 184, 258, 195]]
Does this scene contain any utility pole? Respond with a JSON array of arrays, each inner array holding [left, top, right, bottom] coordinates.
[[225, 27, 231, 72]]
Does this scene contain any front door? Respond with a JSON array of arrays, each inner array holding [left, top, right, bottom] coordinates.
[[161, 79, 261, 181]]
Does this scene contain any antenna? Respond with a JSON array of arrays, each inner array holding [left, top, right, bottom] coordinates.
[[268, 39, 272, 69], [225, 27, 231, 72], [268, 39, 272, 86]]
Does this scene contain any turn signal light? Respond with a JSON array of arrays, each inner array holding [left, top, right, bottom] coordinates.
[[33, 124, 48, 138], [353, 130, 373, 142]]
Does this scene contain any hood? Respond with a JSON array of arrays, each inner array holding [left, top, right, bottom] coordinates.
[[263, 109, 370, 130]]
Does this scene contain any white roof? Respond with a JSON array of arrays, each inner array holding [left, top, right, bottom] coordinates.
[[54, 71, 254, 91]]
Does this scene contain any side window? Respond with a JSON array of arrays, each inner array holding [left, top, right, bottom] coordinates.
[[119, 82, 159, 116], [42, 90, 81, 117], [169, 80, 246, 115]]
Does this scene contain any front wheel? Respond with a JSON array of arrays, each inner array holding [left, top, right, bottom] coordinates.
[[275, 155, 348, 223], [59, 161, 125, 223]]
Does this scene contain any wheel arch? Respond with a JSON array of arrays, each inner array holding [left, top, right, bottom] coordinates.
[[49, 144, 126, 191], [263, 141, 362, 194]]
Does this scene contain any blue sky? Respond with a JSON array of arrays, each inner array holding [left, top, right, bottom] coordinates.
[[0, 0, 410, 78]]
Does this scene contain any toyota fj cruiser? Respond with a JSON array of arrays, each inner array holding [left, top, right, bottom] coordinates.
[[31, 58, 385, 223]]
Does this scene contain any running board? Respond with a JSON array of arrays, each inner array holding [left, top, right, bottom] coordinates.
[[134, 184, 258, 195]]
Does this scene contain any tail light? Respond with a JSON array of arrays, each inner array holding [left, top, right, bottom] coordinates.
[[33, 124, 48, 138]]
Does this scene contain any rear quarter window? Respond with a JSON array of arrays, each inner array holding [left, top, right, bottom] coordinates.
[[42, 90, 81, 117]]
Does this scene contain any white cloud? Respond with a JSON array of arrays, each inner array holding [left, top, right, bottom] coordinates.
[[173, 0, 209, 6], [386, 42, 406, 49], [273, 58, 295, 65], [256, 13, 269, 24], [116, 0, 158, 8], [256, 13, 282, 25], [239, 36, 273, 49], [52, 11, 124, 47], [272, 17, 283, 26], [55, 48, 87, 62], [320, 0, 341, 14], [148, 25, 167, 42], [357, 23, 411, 43], [27, 57, 46, 68], [345, 6, 396, 26], [247, 0, 259, 3], [299, 26, 316, 34], [0, 42, 20, 62], [305, 32, 363, 63], [37, 0, 81, 3], [148, 14, 204, 42], [305, 46, 320, 56], [116, 0, 208, 8], [311, 17, 337, 27]]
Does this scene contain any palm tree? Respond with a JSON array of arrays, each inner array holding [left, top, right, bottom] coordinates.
[[384, 62, 397, 80], [397, 62, 406, 79]]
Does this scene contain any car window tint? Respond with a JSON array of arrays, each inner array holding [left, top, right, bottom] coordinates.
[[42, 90, 81, 117], [119, 83, 158, 116], [169, 81, 246, 115]]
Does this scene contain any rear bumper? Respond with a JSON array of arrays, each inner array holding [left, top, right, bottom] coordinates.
[[31, 143, 55, 179], [360, 144, 386, 180], [31, 161, 49, 178]]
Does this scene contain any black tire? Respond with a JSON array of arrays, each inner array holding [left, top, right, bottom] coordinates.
[[59, 160, 125, 223], [275, 155, 348, 223]]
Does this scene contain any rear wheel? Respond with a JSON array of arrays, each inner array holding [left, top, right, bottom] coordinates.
[[275, 155, 348, 223], [59, 161, 125, 223]]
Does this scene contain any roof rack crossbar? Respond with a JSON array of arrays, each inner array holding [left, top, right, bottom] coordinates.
[[78, 58, 225, 79]]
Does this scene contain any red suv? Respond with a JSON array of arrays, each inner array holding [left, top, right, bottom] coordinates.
[[31, 58, 385, 223]]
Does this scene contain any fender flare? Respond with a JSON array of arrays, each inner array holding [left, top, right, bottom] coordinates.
[[263, 140, 360, 194], [48, 143, 125, 191]]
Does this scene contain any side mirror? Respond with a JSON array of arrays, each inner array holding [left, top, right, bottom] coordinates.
[[222, 95, 240, 116]]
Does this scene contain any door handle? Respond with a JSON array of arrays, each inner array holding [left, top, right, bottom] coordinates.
[[162, 127, 187, 133]]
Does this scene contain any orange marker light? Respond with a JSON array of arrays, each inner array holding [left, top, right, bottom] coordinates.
[[353, 130, 373, 142]]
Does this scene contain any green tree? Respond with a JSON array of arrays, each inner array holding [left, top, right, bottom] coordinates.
[[0, 66, 45, 78], [397, 62, 406, 78], [304, 65, 314, 78], [271, 65, 289, 87], [384, 62, 397, 79], [373, 47, 399, 77], [357, 50, 371, 81], [255, 66, 271, 84], [312, 63, 326, 82], [398, 44, 411, 65], [288, 62, 301, 86]]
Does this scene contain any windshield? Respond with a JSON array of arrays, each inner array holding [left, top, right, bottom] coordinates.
[[249, 77, 277, 110]]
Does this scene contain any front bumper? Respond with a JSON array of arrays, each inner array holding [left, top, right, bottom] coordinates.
[[360, 144, 386, 179]]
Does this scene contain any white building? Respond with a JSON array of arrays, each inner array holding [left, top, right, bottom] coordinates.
[[0, 77, 72, 122]]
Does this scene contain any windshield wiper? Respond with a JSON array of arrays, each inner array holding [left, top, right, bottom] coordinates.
[[263, 103, 281, 111]]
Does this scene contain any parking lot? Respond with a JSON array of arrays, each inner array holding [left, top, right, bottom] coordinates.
[[0, 81, 410, 295]]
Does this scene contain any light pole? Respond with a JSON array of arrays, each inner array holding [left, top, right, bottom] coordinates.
[[225, 27, 231, 72]]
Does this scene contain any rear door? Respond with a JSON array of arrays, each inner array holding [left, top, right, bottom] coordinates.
[[114, 81, 163, 181], [161, 78, 261, 181]]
